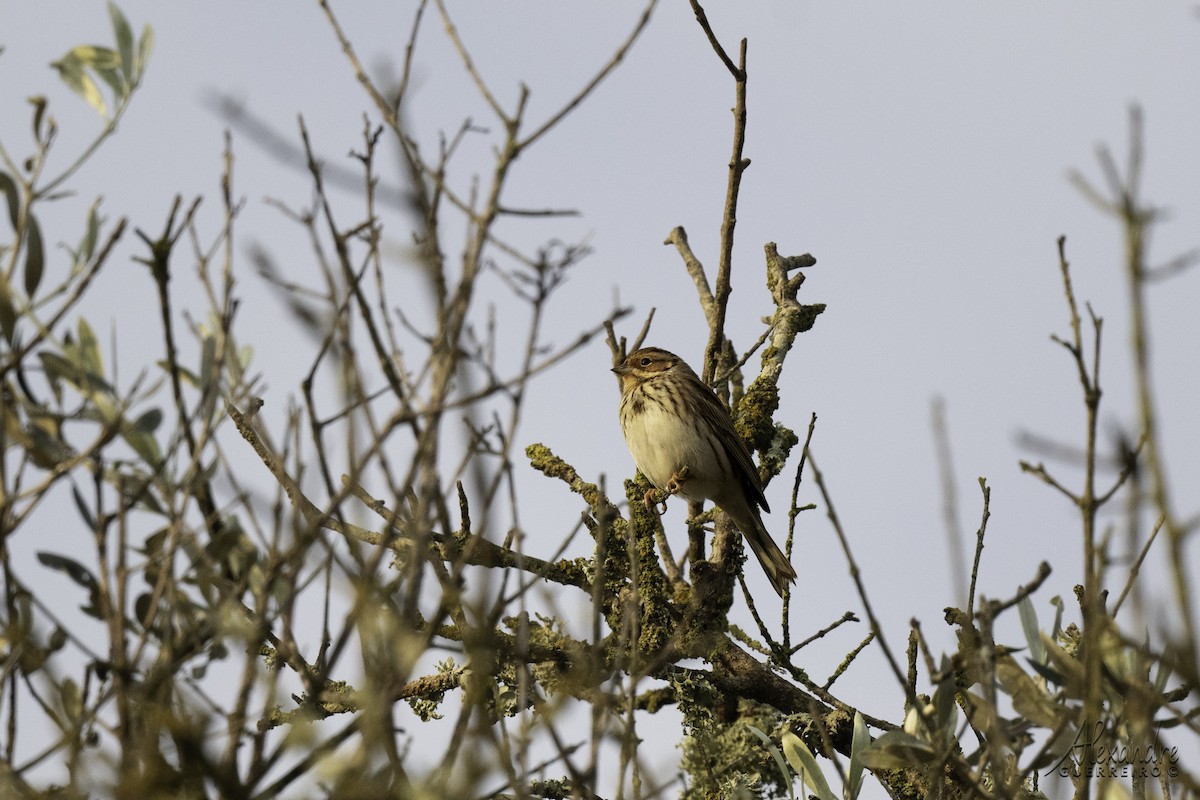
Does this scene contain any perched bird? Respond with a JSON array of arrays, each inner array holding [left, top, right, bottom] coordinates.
[[612, 347, 797, 596]]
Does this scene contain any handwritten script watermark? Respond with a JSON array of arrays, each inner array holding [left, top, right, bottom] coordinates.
[[1050, 721, 1179, 780]]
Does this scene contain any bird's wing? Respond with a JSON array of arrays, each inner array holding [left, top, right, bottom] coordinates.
[[692, 382, 770, 513]]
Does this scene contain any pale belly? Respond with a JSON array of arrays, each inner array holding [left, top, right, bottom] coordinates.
[[621, 403, 728, 502]]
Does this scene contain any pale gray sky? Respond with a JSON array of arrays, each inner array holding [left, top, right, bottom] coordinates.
[[3, 2, 1198, 793]]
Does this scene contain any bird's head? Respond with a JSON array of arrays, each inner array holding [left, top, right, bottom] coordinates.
[[612, 347, 684, 391]]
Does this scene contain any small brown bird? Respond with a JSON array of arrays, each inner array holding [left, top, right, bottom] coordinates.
[[613, 347, 797, 596]]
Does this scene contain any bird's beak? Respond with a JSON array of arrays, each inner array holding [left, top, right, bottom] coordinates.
[[612, 363, 630, 376]]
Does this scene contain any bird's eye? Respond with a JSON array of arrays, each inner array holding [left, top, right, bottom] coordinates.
[[639, 357, 652, 367]]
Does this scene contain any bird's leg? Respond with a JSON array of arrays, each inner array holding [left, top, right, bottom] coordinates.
[[641, 466, 691, 515], [665, 465, 690, 496], [642, 487, 666, 515], [642, 467, 690, 516]]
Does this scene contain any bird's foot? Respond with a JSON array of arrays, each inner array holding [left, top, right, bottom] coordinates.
[[642, 467, 690, 516], [665, 466, 690, 496], [643, 487, 669, 516]]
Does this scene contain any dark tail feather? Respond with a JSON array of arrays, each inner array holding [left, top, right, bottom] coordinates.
[[742, 522, 797, 598]]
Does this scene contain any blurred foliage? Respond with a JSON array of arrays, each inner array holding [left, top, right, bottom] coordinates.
[[0, 4, 1195, 800]]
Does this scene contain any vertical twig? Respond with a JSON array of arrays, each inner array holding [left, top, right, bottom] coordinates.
[[687, 1, 750, 385], [1113, 110, 1197, 674], [931, 397, 967, 607]]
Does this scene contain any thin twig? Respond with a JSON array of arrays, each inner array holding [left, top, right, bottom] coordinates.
[[519, 0, 658, 150], [809, 449, 914, 704], [683, 2, 750, 385], [932, 397, 967, 608], [1112, 514, 1164, 617], [966, 478, 991, 620]]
